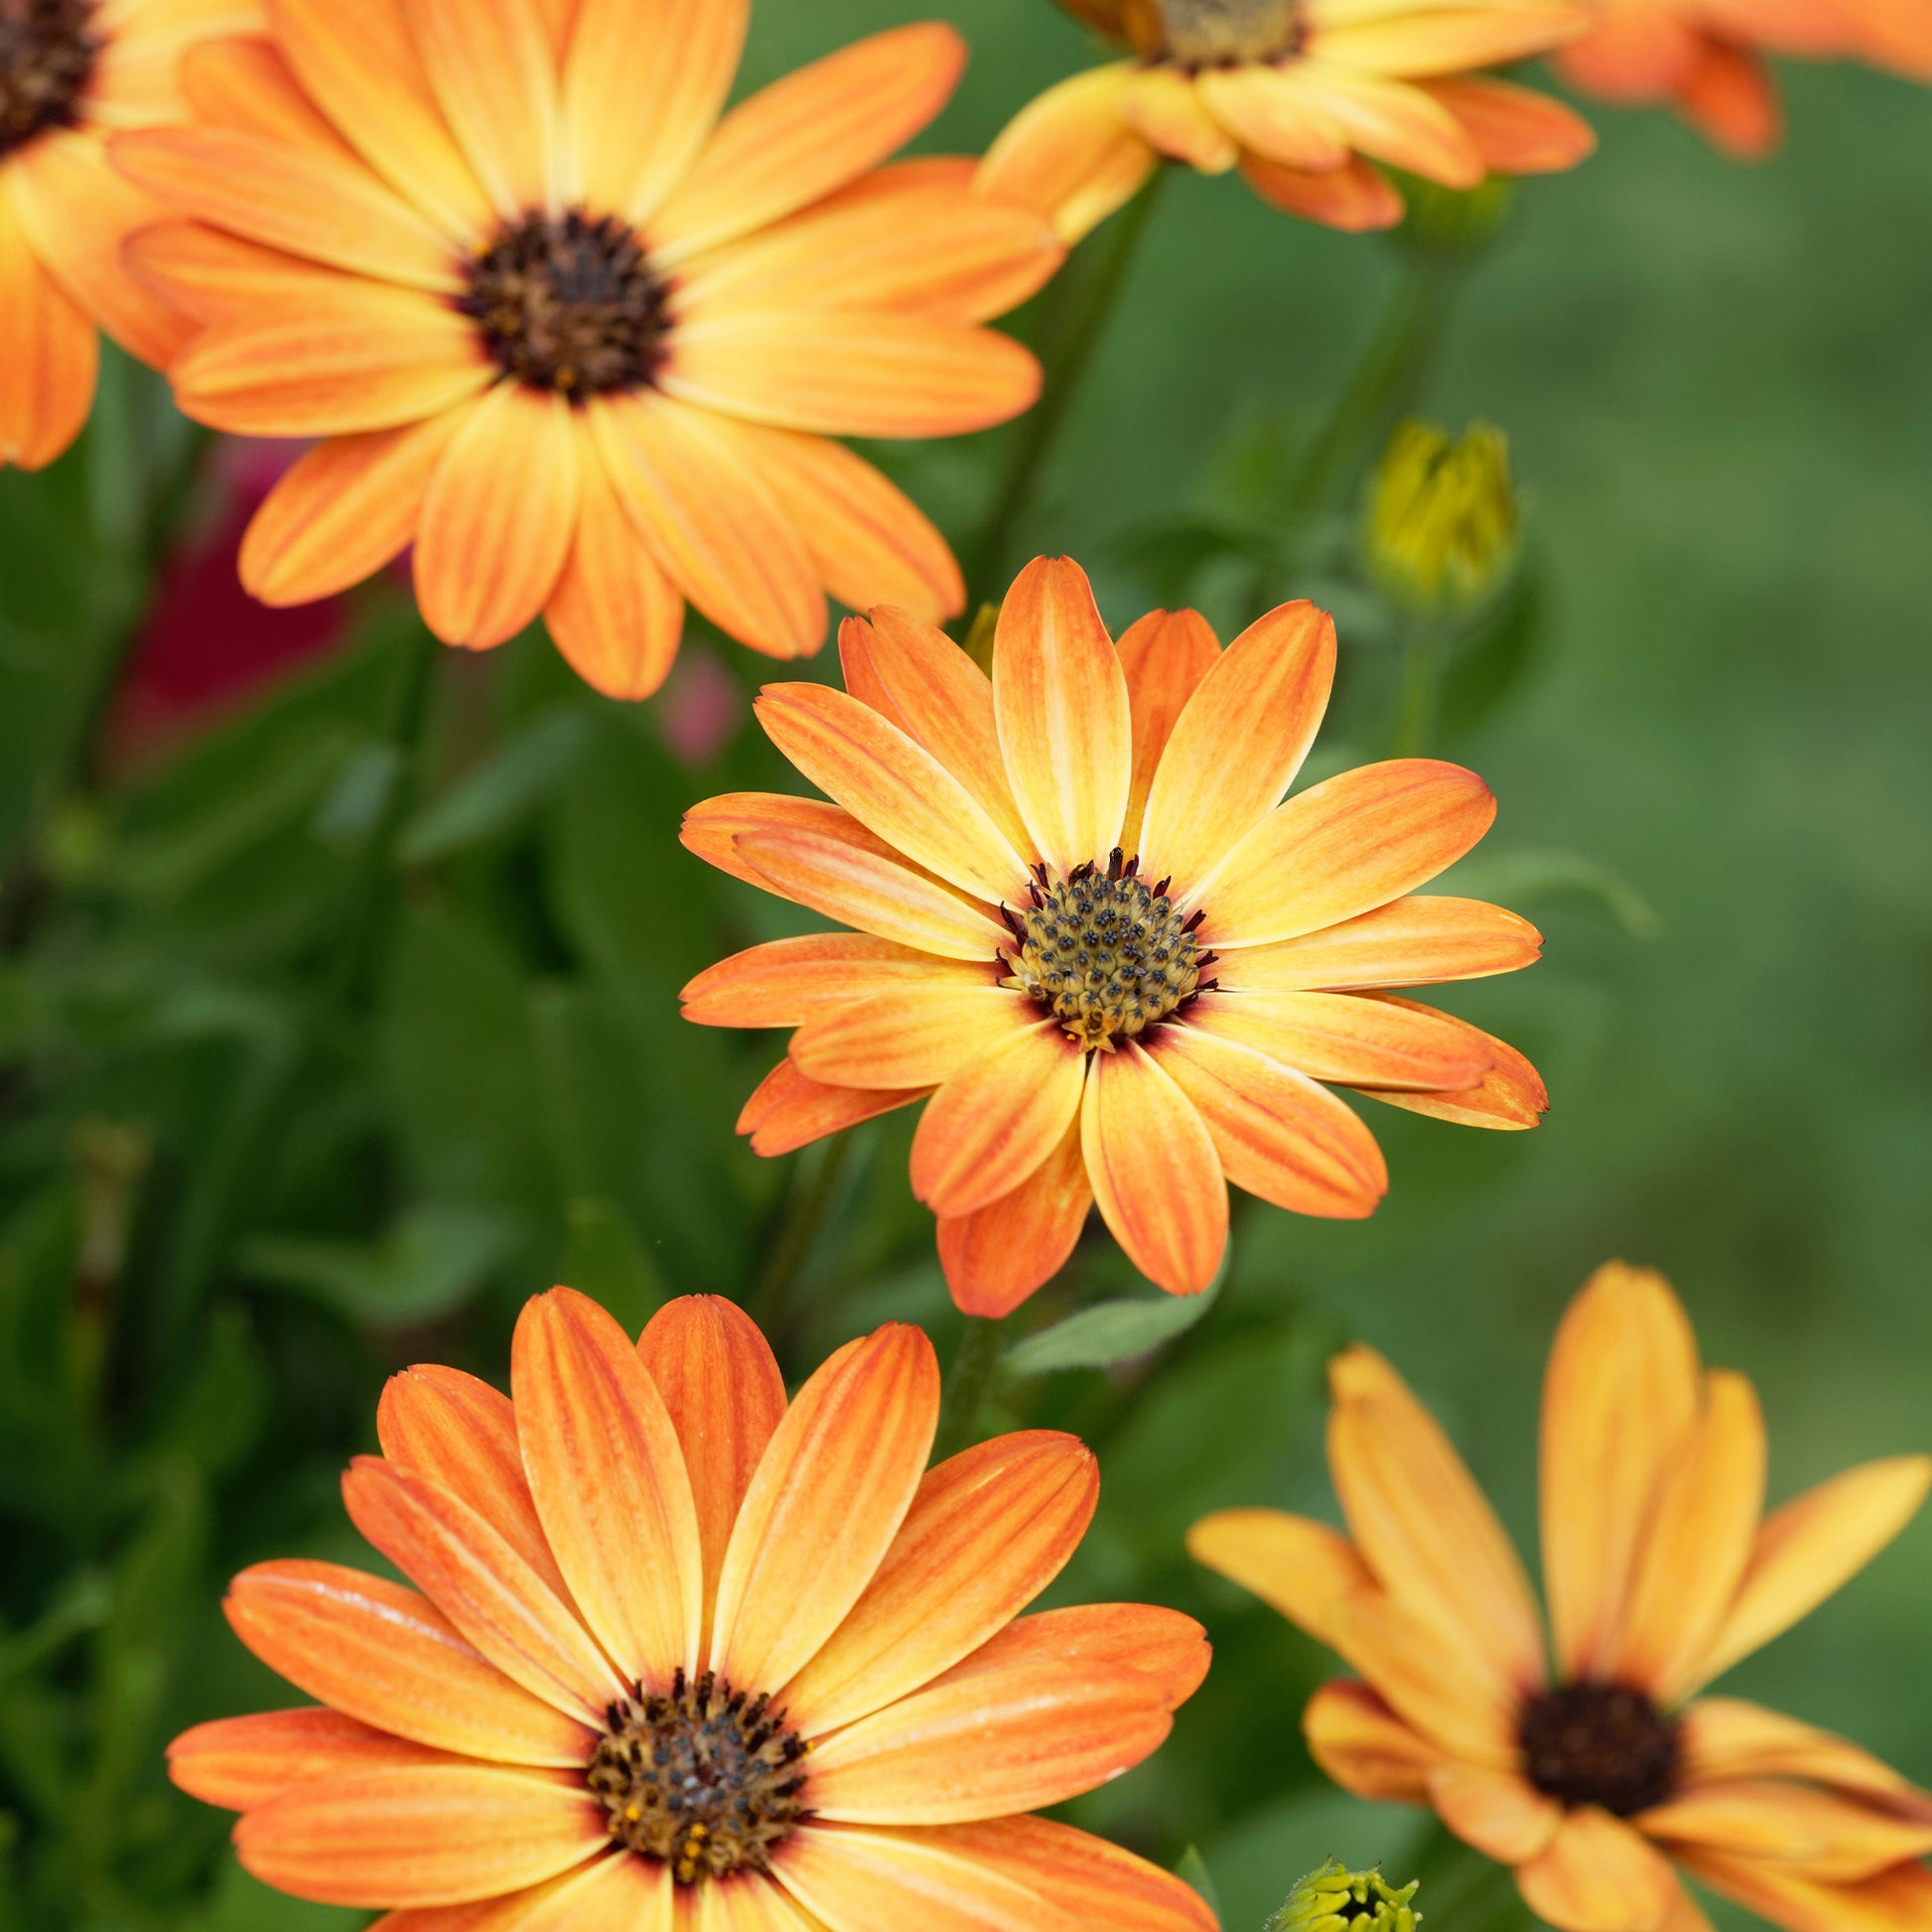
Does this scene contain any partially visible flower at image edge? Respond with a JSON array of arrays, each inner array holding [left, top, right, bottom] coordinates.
[[1190, 1262, 1932, 1932], [109, 0, 1064, 699], [680, 554, 1545, 1315], [1, 0, 260, 471], [169, 1289, 1214, 1930], [1554, 0, 1932, 160], [974, 0, 1597, 239]]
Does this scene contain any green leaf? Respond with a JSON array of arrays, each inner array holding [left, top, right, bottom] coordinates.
[[1001, 1256, 1225, 1380], [237, 1202, 516, 1325], [398, 704, 591, 866], [1447, 846, 1660, 940], [1173, 1846, 1221, 1917], [1436, 556, 1544, 742], [557, 1194, 668, 1334]]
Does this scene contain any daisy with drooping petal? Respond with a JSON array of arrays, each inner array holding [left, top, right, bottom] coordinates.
[[1190, 1262, 1932, 1932], [1554, 0, 1932, 159], [1, 0, 258, 470], [974, 0, 1596, 240], [679, 554, 1544, 1315], [109, 2, 1063, 701], [171, 1289, 1214, 1931]]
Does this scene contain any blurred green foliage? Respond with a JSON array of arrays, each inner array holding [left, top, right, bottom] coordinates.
[[4, 7, 1932, 1932]]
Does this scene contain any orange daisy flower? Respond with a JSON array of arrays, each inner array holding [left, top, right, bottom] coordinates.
[[1553, 0, 1932, 159], [109, 3, 1062, 701], [1, 0, 258, 471], [973, 0, 1596, 240], [679, 555, 1545, 1315], [169, 1289, 1214, 1930], [1190, 1263, 1932, 1932]]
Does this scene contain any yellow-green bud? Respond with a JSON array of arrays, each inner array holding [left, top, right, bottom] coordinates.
[[1365, 417, 1518, 619], [1268, 1860, 1422, 1932]]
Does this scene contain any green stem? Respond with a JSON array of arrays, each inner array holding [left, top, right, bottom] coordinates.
[[1389, 620, 1440, 757], [933, 1314, 1005, 1460], [755, 1131, 857, 1343], [962, 168, 1168, 620]]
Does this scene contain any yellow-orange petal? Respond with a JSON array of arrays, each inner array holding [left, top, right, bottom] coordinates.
[[405, 0, 557, 220], [1148, 1023, 1387, 1220], [415, 385, 579, 650], [1080, 1040, 1226, 1298], [1422, 75, 1597, 174], [1514, 1808, 1686, 1932], [938, 1816, 1214, 1932], [734, 826, 1010, 961], [0, 194, 95, 471], [805, 1646, 1170, 1825], [736, 1058, 928, 1159], [1292, 63, 1484, 187], [1189, 759, 1495, 946], [674, 159, 1062, 327], [710, 1323, 938, 1690], [1608, 1368, 1766, 1704], [650, 25, 966, 262], [240, 412, 465, 607], [1186, 1508, 1375, 1650], [774, 1821, 1077, 1932], [511, 1289, 704, 1689], [790, 985, 1039, 1092], [1303, 1678, 1442, 1802], [342, 1456, 624, 1724], [223, 1561, 596, 1765], [1215, 896, 1542, 992], [936, 1120, 1091, 1318], [1676, 1851, 1932, 1932], [990, 1603, 1211, 1713], [170, 1709, 457, 1813], [1674, 40, 1781, 160], [993, 555, 1133, 878], [1640, 1780, 1932, 1883], [234, 1765, 605, 1908], [755, 682, 1030, 902], [545, 413, 684, 699], [750, 431, 963, 623], [781, 1430, 1098, 1736], [168, 285, 492, 437], [1115, 608, 1221, 857], [910, 1021, 1088, 1218], [1680, 1699, 1929, 1809], [664, 310, 1038, 441], [1430, 1764, 1564, 1863], [1242, 152, 1404, 231], [1356, 997, 1546, 1129], [1119, 66, 1241, 172], [1137, 601, 1335, 898], [840, 609, 1032, 857], [975, 65, 1157, 247], [1540, 1262, 1703, 1687], [376, 1363, 572, 1603], [1196, 65, 1352, 172], [392, 1854, 668, 1932], [1184, 988, 1492, 1091], [682, 934, 979, 1030], [121, 221, 347, 328], [1694, 1455, 1932, 1690], [1311, 4, 1595, 76], [109, 126, 462, 292], [680, 791, 902, 894], [177, 35, 357, 160], [595, 391, 825, 659], [264, 0, 495, 240], [1553, 11, 1701, 98], [636, 1295, 788, 1653], [561, 0, 746, 223], [1326, 1342, 1548, 1698]]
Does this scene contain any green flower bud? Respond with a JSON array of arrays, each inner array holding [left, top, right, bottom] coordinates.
[[1365, 417, 1519, 618], [1268, 1859, 1422, 1932], [1398, 175, 1517, 254]]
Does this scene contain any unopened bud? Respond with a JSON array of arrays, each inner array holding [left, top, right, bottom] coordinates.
[[1365, 417, 1518, 618], [1269, 1860, 1421, 1932], [1399, 175, 1516, 254]]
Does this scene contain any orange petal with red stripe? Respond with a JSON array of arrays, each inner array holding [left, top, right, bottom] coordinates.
[[170, 1708, 459, 1813], [241, 412, 465, 607], [650, 25, 966, 261], [790, 985, 1039, 1091], [1215, 895, 1541, 992], [511, 1288, 704, 1688], [233, 1765, 605, 1907], [774, 1821, 1077, 1932], [1303, 1678, 1442, 1802], [709, 1323, 938, 1690], [1183, 988, 1492, 1090], [735, 1057, 928, 1158], [938, 1816, 1215, 1932], [222, 1560, 596, 1764], [0, 196, 94, 471], [781, 1430, 1098, 1736], [910, 1021, 1087, 1218], [682, 933, 981, 1030], [1190, 759, 1496, 946], [1423, 75, 1597, 174], [122, 222, 350, 328], [1242, 152, 1404, 230], [1356, 996, 1545, 1128], [936, 1119, 1090, 1317], [405, 0, 558, 219], [1116, 608, 1222, 856], [679, 791, 903, 895], [975, 65, 1157, 246], [1674, 40, 1781, 160], [987, 1603, 1211, 1713], [178, 36, 359, 159], [993, 555, 1132, 877]]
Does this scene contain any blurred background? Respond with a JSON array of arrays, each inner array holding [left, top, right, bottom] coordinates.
[[3, 4, 1930, 1928]]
